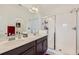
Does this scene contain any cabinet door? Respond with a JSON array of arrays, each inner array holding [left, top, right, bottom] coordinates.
[[36, 42, 43, 55], [36, 36, 48, 55], [22, 47, 36, 55], [43, 39, 47, 53]]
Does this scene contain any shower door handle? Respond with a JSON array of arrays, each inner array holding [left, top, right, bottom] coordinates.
[[72, 27, 77, 30], [54, 32, 56, 50]]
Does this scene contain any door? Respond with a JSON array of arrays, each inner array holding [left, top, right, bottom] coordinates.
[[56, 13, 76, 54], [48, 17, 55, 49]]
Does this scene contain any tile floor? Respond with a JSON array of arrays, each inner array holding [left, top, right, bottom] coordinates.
[[45, 48, 64, 55]]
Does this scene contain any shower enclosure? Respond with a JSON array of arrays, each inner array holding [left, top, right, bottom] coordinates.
[[46, 8, 79, 55]]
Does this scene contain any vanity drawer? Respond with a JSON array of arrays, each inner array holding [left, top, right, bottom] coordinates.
[[22, 47, 36, 55], [2, 41, 35, 55]]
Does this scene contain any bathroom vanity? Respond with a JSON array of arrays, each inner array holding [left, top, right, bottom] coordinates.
[[0, 34, 48, 55]]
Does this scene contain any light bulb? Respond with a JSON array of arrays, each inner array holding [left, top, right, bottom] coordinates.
[[29, 7, 38, 13]]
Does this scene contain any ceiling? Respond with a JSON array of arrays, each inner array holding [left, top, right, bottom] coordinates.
[[22, 4, 79, 17]]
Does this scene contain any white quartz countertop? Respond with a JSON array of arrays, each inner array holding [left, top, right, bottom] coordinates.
[[0, 33, 47, 54]]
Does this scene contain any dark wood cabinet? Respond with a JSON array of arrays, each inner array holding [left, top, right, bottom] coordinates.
[[43, 39, 47, 53], [36, 42, 43, 55], [1, 36, 48, 55], [22, 47, 36, 55], [2, 41, 35, 55], [36, 36, 48, 55]]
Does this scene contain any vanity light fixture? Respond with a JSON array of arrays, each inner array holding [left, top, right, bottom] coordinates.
[[18, 4, 39, 14], [29, 7, 39, 13]]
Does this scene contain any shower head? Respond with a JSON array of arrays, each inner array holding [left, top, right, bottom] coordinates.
[[70, 8, 76, 13], [70, 8, 79, 13]]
